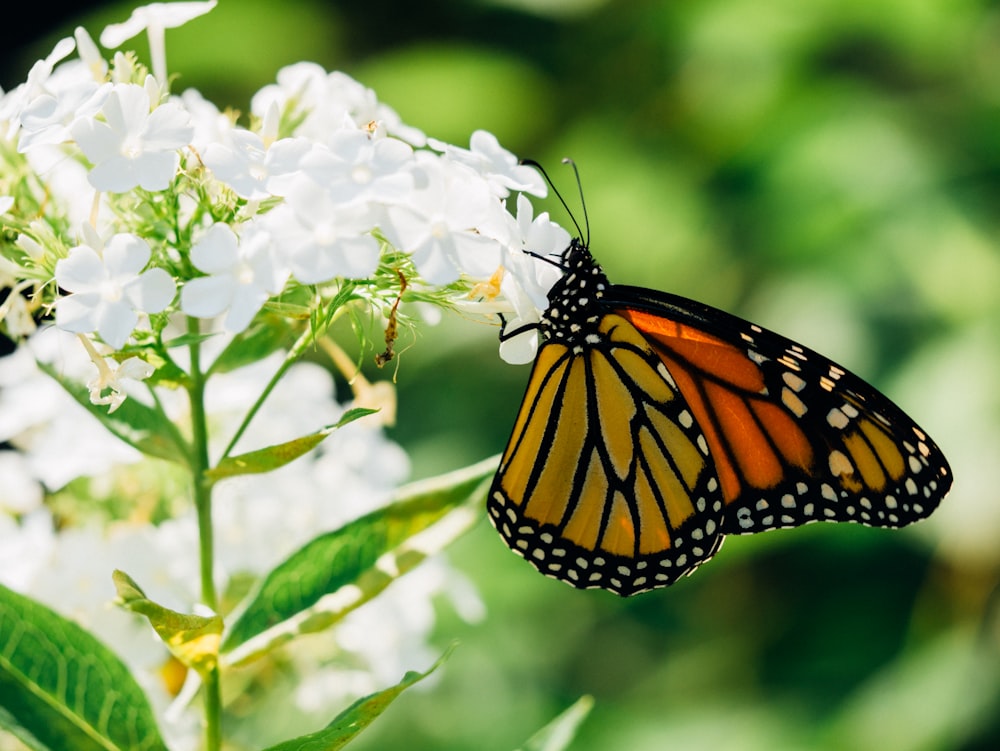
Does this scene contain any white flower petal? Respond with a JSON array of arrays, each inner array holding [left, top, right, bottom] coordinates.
[[143, 102, 194, 149], [190, 224, 239, 273], [55, 293, 100, 332], [71, 117, 119, 164], [181, 274, 234, 318], [100, 1, 218, 47], [135, 151, 181, 191], [96, 299, 138, 349], [127, 267, 176, 312], [55, 246, 105, 292], [223, 284, 269, 333], [104, 234, 151, 276]]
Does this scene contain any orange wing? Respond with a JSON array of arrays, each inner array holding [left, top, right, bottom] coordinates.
[[488, 238, 951, 596], [613, 290, 951, 535]]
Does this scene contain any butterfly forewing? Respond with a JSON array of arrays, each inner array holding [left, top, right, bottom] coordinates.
[[611, 287, 952, 535]]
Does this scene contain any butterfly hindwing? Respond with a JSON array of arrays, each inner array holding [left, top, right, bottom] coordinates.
[[488, 311, 726, 596]]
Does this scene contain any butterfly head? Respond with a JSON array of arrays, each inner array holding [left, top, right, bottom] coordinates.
[[539, 238, 610, 343]]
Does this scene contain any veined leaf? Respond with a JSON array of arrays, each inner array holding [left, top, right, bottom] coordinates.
[[221, 456, 497, 664], [208, 313, 300, 375], [112, 570, 223, 677], [261, 646, 453, 751], [206, 408, 377, 483], [0, 584, 169, 751], [37, 361, 188, 465]]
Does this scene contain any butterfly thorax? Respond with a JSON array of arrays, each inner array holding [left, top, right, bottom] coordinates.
[[539, 238, 610, 345]]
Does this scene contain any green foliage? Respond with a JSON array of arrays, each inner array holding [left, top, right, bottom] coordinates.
[[222, 457, 496, 662], [518, 696, 594, 751], [37, 360, 190, 465], [206, 408, 378, 482], [0, 584, 169, 751], [112, 571, 223, 677], [262, 647, 453, 751]]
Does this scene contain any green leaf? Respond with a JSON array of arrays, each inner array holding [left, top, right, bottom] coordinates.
[[206, 408, 377, 483], [261, 646, 453, 751], [221, 456, 497, 664], [208, 312, 300, 375], [0, 583, 169, 751], [37, 361, 188, 465], [112, 570, 223, 676], [518, 695, 594, 751], [160, 331, 217, 349]]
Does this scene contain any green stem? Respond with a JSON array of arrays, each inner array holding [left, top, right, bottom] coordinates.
[[220, 303, 351, 460], [186, 317, 221, 750]]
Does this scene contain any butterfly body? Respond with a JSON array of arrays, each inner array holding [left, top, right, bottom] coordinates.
[[488, 238, 952, 596]]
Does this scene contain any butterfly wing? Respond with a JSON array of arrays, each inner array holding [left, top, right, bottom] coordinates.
[[608, 285, 953, 536], [488, 311, 726, 596]]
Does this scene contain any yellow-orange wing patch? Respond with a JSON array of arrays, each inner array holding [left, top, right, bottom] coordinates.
[[488, 314, 726, 596]]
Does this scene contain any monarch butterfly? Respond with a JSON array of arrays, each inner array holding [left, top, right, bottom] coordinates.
[[488, 181, 952, 597]]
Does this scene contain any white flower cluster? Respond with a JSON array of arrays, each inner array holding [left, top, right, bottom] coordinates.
[[0, 2, 563, 747], [0, 326, 481, 750], [1, 2, 570, 367]]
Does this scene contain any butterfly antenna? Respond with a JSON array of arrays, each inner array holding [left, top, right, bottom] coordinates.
[[561, 158, 590, 248], [520, 158, 586, 243]]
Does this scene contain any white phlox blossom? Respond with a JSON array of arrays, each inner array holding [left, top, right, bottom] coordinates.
[[181, 222, 288, 332], [17, 80, 111, 152], [55, 228, 176, 349], [71, 78, 194, 192], [251, 64, 426, 146], [202, 126, 312, 200], [262, 176, 383, 284], [75, 26, 109, 81], [429, 129, 548, 198], [0, 6, 574, 743], [382, 152, 506, 285], [0, 36, 76, 138], [299, 127, 415, 206], [494, 194, 570, 363], [100, 1, 218, 87], [77, 332, 156, 413]]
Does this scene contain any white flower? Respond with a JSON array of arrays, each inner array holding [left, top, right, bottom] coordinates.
[[181, 223, 288, 333], [18, 80, 110, 152], [0, 196, 12, 214], [491, 197, 568, 363], [263, 176, 381, 284], [251, 65, 425, 146], [429, 130, 546, 197], [0, 328, 144, 486], [76, 333, 156, 412], [175, 88, 229, 153], [55, 228, 176, 349], [0, 36, 76, 139], [74, 26, 108, 81], [382, 154, 501, 285], [71, 79, 194, 192], [100, 1, 218, 86], [299, 129, 414, 206], [203, 128, 311, 200]]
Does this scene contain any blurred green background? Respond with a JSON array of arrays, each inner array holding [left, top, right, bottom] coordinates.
[[6, 1, 1000, 749]]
